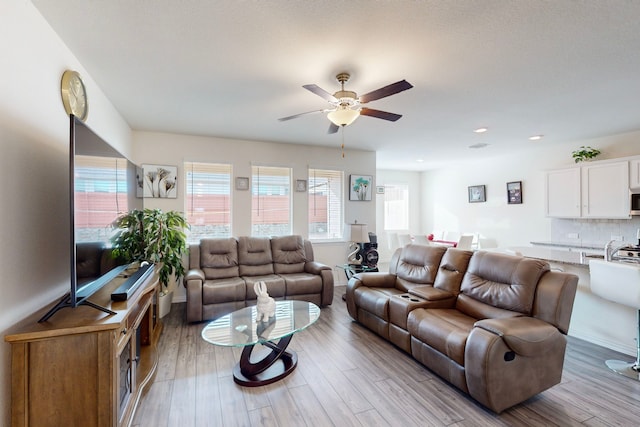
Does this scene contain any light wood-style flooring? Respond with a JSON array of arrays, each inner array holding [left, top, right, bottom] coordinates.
[[133, 286, 640, 426]]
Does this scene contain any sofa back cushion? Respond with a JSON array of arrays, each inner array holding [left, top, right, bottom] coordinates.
[[76, 242, 106, 279], [433, 248, 473, 294], [391, 244, 447, 291], [238, 236, 275, 276], [200, 238, 239, 279], [458, 251, 549, 317], [271, 235, 307, 274]]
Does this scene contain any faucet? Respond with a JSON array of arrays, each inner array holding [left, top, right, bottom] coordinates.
[[605, 240, 633, 261]]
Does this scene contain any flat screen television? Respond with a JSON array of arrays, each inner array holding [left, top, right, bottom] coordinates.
[[39, 115, 144, 322]]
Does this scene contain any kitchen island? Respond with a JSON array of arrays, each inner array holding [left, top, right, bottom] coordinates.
[[490, 243, 636, 356]]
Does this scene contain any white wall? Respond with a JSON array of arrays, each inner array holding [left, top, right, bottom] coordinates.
[[133, 131, 377, 292], [420, 132, 640, 247], [0, 1, 132, 424]]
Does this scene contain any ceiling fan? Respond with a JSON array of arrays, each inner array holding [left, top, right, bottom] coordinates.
[[279, 72, 413, 134]]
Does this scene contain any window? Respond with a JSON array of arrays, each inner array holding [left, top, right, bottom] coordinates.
[[252, 165, 291, 237], [185, 162, 232, 242], [383, 183, 409, 230], [75, 155, 128, 243], [308, 168, 344, 240]]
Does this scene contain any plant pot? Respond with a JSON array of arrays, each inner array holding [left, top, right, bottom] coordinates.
[[158, 290, 174, 318]]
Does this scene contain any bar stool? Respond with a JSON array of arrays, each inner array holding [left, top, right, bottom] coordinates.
[[589, 259, 640, 379]]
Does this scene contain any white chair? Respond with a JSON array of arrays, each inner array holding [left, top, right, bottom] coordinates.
[[397, 234, 413, 247], [478, 237, 498, 249], [413, 235, 430, 245], [444, 231, 461, 242], [457, 235, 474, 250]]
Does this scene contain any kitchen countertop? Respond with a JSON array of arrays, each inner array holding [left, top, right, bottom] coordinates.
[[530, 241, 606, 251], [489, 246, 602, 267]]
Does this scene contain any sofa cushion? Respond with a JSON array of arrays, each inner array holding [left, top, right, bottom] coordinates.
[[202, 277, 246, 304], [460, 251, 549, 315], [238, 236, 275, 276], [272, 235, 307, 274], [76, 242, 106, 279], [408, 308, 476, 366], [200, 238, 239, 279], [354, 287, 404, 320], [433, 248, 473, 294], [393, 244, 447, 288], [280, 273, 322, 296], [243, 274, 286, 299]]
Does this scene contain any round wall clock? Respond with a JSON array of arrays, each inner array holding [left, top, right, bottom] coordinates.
[[60, 70, 88, 121]]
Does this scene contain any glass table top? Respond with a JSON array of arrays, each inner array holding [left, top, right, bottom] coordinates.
[[201, 300, 320, 347]]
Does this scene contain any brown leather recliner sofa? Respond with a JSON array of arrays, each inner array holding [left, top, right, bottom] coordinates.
[[184, 235, 334, 323], [75, 242, 122, 286], [346, 244, 578, 413]]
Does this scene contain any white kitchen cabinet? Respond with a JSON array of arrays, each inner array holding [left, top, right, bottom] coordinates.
[[545, 161, 630, 219], [581, 161, 629, 218], [545, 167, 581, 218], [630, 159, 640, 190]]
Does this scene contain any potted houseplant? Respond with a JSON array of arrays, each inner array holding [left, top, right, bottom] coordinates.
[[571, 146, 601, 163], [111, 208, 189, 316]]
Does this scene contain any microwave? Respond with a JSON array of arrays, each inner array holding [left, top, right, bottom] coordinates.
[[632, 193, 640, 215]]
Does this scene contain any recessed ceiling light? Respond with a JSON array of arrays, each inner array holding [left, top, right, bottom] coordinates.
[[529, 135, 543, 141], [474, 127, 488, 133], [416, 159, 424, 162], [469, 143, 489, 149]]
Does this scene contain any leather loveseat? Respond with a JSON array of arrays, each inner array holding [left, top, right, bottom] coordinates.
[[346, 244, 578, 413], [184, 235, 334, 323], [75, 242, 122, 286]]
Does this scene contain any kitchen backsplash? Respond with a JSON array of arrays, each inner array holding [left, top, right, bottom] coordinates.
[[551, 217, 640, 247]]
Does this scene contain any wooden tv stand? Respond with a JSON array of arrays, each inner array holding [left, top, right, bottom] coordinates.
[[4, 269, 162, 427]]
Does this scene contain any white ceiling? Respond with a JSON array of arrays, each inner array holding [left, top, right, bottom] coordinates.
[[32, 0, 640, 170]]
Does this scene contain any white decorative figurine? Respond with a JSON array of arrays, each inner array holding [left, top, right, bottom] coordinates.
[[254, 281, 276, 322]]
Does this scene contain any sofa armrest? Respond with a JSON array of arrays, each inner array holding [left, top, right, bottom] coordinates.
[[473, 316, 561, 357], [184, 268, 205, 285], [351, 272, 397, 288], [304, 261, 330, 275]]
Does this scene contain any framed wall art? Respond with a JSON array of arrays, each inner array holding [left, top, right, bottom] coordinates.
[[141, 164, 178, 198], [468, 185, 486, 203], [507, 181, 523, 204], [350, 175, 372, 201]]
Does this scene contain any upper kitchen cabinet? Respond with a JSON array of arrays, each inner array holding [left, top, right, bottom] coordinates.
[[545, 167, 581, 218], [630, 159, 640, 190], [581, 161, 629, 218], [545, 160, 630, 219]]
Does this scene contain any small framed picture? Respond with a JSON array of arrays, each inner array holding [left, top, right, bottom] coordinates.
[[141, 164, 178, 198], [507, 181, 523, 204], [376, 186, 385, 194], [296, 179, 307, 192], [235, 177, 249, 191], [350, 174, 373, 201], [468, 185, 486, 203]]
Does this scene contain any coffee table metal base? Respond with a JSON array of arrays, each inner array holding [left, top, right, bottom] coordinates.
[[233, 335, 298, 386]]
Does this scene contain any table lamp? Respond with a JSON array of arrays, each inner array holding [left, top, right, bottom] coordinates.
[[347, 222, 370, 265]]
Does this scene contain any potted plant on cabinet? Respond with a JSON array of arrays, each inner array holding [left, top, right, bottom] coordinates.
[[111, 208, 189, 317], [572, 146, 601, 163]]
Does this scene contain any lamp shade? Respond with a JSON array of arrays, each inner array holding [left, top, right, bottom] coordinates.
[[348, 223, 370, 243], [327, 107, 360, 126]]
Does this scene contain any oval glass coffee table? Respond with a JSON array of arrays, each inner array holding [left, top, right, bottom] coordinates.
[[201, 300, 320, 386]]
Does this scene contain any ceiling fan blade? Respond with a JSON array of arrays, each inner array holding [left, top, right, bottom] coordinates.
[[328, 123, 340, 134], [303, 84, 338, 103], [278, 109, 326, 121], [359, 80, 413, 104], [360, 108, 402, 122]]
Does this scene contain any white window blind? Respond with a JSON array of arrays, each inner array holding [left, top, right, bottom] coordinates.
[[74, 155, 128, 243], [251, 165, 291, 237], [185, 162, 232, 242], [308, 168, 344, 240], [383, 184, 409, 230]]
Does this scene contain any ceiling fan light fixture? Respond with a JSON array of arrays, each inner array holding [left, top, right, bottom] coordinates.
[[327, 107, 360, 127]]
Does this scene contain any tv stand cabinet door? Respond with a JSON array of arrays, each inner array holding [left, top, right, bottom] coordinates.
[[10, 330, 115, 427]]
